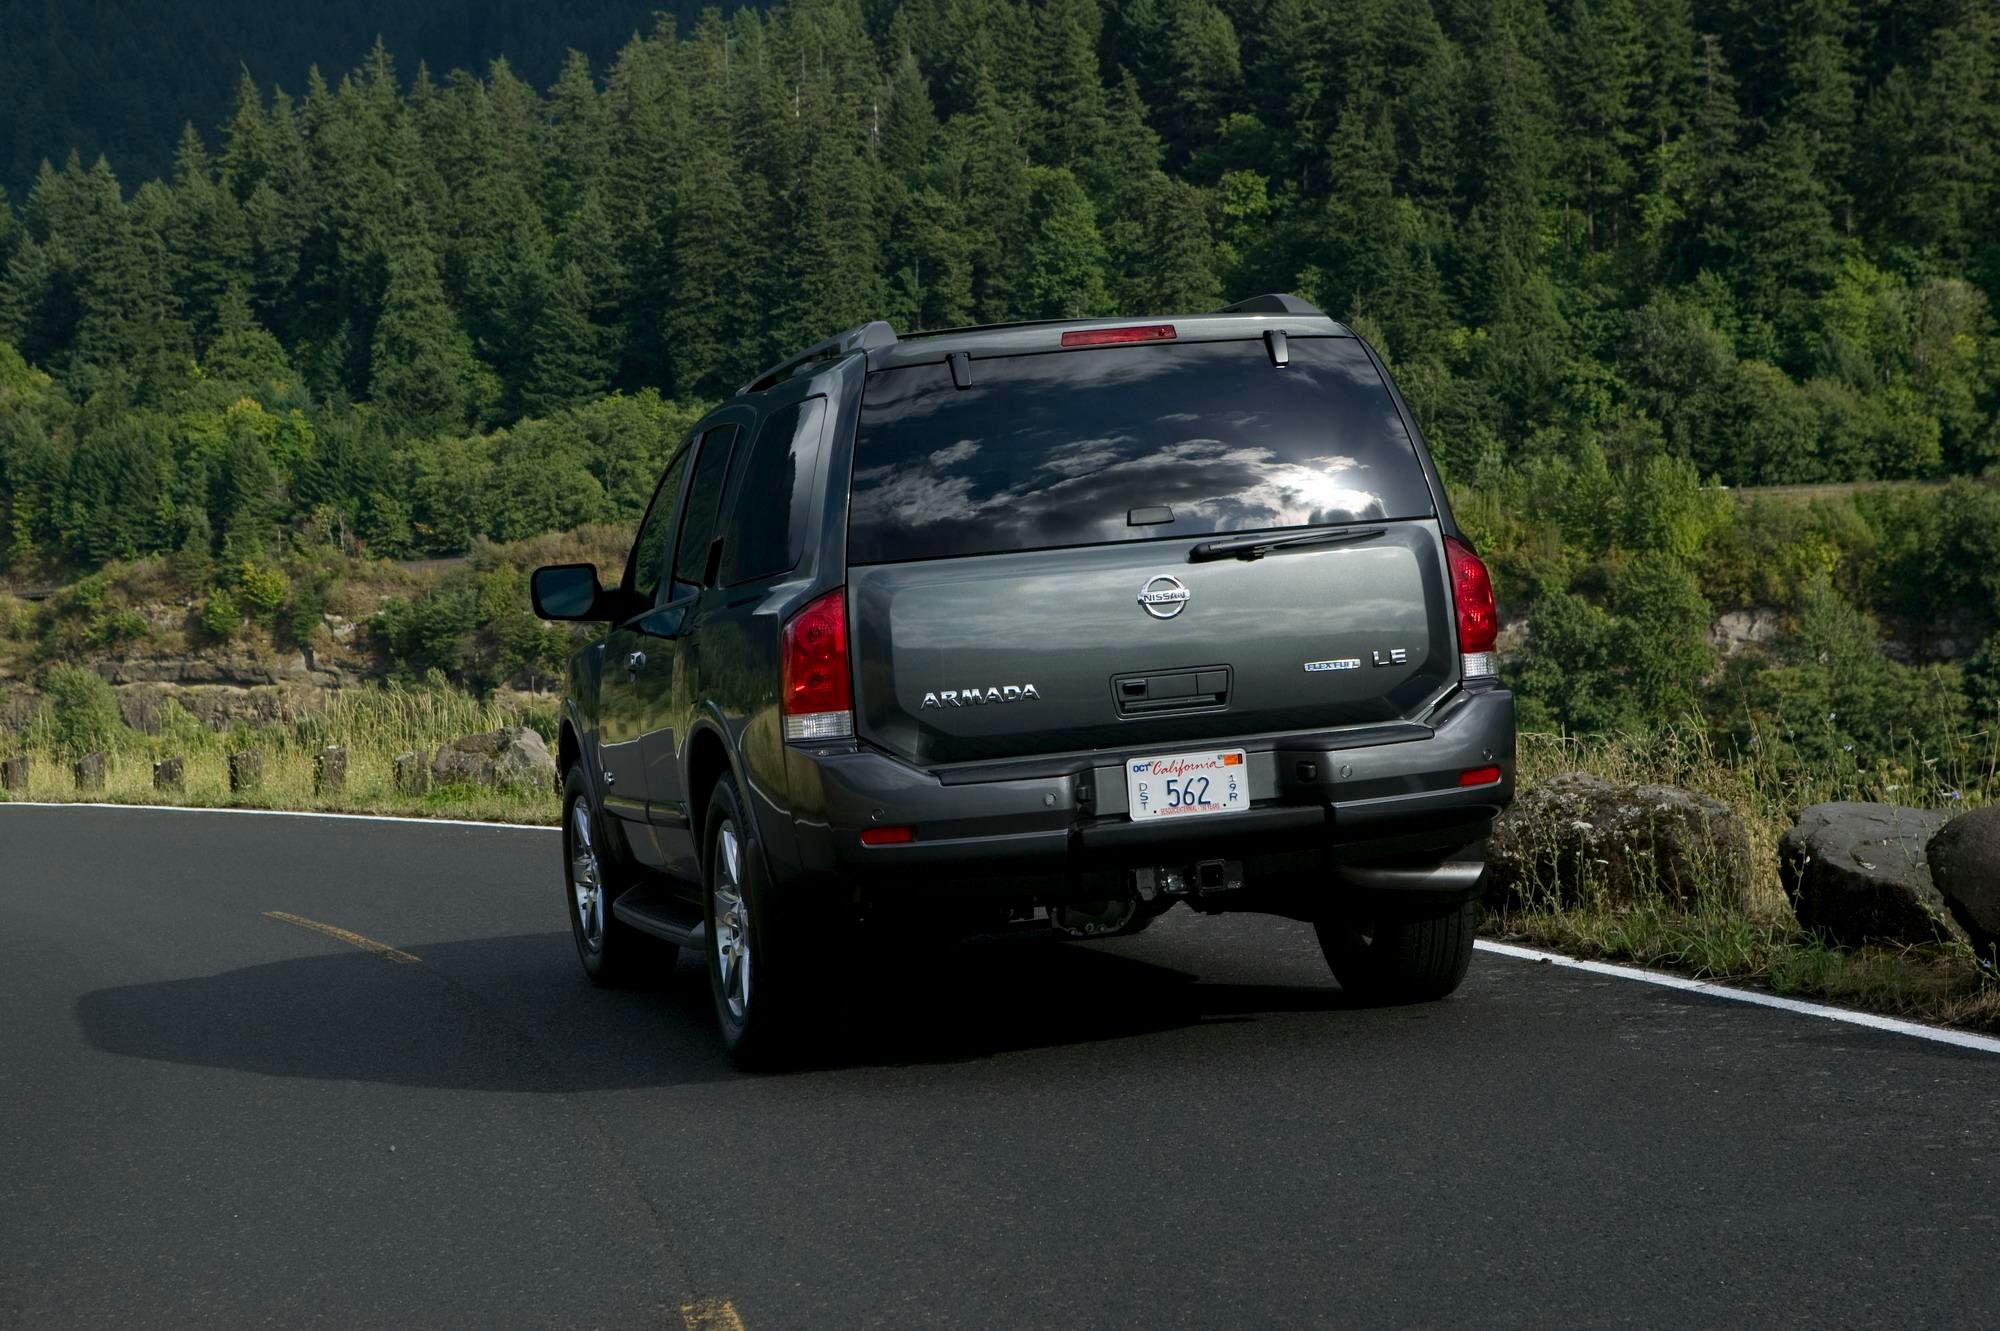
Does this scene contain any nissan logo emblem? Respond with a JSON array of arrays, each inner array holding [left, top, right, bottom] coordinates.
[[1137, 574, 1191, 619]]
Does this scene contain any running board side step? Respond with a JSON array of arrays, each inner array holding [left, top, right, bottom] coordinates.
[[610, 885, 704, 947]]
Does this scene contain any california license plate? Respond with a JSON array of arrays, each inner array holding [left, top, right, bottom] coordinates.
[[1124, 749, 1248, 821]]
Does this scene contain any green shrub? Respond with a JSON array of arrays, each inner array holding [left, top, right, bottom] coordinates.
[[90, 607, 149, 650], [235, 560, 291, 625], [36, 664, 124, 757], [199, 589, 242, 640]]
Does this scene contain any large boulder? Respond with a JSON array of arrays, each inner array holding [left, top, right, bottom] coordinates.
[[431, 727, 556, 791], [1485, 771, 1752, 910], [1927, 807, 2000, 965], [1778, 802, 1955, 947]]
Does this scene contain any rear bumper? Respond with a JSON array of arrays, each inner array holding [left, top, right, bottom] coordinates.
[[777, 686, 1514, 910]]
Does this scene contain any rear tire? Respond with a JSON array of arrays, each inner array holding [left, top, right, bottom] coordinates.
[[703, 772, 812, 1069], [1316, 899, 1475, 1004], [563, 765, 671, 986]]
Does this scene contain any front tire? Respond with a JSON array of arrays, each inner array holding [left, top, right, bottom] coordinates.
[[703, 772, 811, 1068], [1316, 900, 1475, 1004], [563, 765, 669, 986]]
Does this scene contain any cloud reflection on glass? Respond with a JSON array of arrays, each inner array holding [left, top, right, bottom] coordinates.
[[849, 336, 1433, 565]]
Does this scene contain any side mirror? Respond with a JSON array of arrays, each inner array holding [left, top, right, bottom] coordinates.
[[531, 563, 606, 621]]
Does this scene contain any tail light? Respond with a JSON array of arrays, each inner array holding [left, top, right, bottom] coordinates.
[[781, 588, 853, 741], [1444, 536, 1498, 679]]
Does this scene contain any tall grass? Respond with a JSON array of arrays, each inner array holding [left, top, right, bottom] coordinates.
[[1500, 725, 2000, 1030], [1, 680, 558, 822]]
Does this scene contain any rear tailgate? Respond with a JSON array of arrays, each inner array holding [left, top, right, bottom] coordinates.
[[844, 332, 1456, 768], [850, 523, 1453, 765]]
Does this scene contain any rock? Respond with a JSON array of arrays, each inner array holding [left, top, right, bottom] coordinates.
[[227, 750, 263, 792], [394, 751, 431, 796], [1778, 802, 1956, 946], [1928, 807, 2000, 966], [1710, 607, 1783, 656], [430, 745, 495, 788], [73, 752, 106, 792], [0, 689, 35, 734], [432, 727, 556, 790], [2, 755, 28, 791], [114, 682, 323, 733], [152, 756, 185, 792], [493, 727, 556, 790], [1485, 771, 1752, 910], [314, 746, 347, 793]]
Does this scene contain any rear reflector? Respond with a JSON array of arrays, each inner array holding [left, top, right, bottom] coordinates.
[[781, 588, 852, 742], [1458, 766, 1503, 787], [860, 825, 914, 846], [1060, 324, 1176, 348]]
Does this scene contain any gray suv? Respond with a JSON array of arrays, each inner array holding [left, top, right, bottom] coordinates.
[[532, 294, 1514, 1065]]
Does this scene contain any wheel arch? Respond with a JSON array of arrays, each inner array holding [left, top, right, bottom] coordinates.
[[683, 719, 741, 870], [558, 717, 581, 777]]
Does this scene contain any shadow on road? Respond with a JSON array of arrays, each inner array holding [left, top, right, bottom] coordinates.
[[75, 928, 1358, 1091]]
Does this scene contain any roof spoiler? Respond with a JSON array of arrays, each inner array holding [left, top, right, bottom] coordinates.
[[737, 320, 898, 395], [1217, 293, 1324, 316]]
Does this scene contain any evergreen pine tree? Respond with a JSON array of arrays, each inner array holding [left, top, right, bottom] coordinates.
[[959, 68, 1031, 323], [369, 240, 485, 430], [218, 69, 271, 202], [1895, 3, 2000, 265], [1021, 167, 1110, 317], [1034, 0, 1108, 169], [882, 47, 938, 185], [521, 261, 614, 416], [1555, 0, 1644, 252], [1118, 173, 1221, 312], [544, 51, 609, 224], [665, 18, 755, 398]]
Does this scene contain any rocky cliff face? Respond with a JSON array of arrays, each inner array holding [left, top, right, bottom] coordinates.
[[2, 617, 380, 735]]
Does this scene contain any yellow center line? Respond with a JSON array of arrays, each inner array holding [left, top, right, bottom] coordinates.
[[681, 1298, 747, 1331], [263, 911, 423, 965]]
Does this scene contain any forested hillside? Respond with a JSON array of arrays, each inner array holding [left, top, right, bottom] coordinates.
[[2, 0, 1999, 777], [0, 0, 728, 197]]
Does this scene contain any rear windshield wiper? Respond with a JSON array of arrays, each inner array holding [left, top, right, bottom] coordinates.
[[1187, 526, 1386, 563]]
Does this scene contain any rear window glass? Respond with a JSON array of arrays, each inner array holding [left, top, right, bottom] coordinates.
[[847, 336, 1434, 565]]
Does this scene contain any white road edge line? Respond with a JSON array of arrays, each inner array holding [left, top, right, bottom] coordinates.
[[0, 800, 556, 833], [1476, 939, 2000, 1056]]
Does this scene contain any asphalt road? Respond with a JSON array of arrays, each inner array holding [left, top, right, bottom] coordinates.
[[4, 806, 1998, 1330]]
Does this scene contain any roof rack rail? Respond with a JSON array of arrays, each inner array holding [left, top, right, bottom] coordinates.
[[1217, 293, 1324, 316], [736, 320, 898, 396]]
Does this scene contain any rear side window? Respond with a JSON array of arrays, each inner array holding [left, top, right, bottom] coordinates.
[[672, 424, 739, 597], [719, 396, 827, 585], [846, 337, 1434, 564]]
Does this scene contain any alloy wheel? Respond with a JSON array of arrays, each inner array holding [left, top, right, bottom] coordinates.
[[570, 797, 604, 952], [711, 820, 751, 1020]]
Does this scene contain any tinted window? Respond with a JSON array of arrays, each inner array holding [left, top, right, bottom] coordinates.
[[672, 425, 739, 596], [719, 397, 826, 585], [846, 337, 1434, 564], [627, 450, 687, 603]]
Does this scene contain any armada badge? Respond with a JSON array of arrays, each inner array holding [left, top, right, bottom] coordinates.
[[921, 684, 1041, 709]]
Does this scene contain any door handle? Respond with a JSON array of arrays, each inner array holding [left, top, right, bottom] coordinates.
[[626, 650, 647, 673]]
